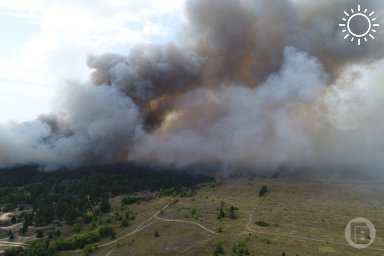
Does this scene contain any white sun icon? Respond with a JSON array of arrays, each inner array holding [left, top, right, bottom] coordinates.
[[339, 4, 380, 46]]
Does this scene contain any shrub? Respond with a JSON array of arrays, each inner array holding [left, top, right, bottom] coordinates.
[[213, 244, 224, 256], [36, 230, 44, 238], [83, 245, 97, 256], [229, 206, 238, 219], [232, 241, 249, 256], [121, 218, 129, 227], [259, 185, 268, 197], [97, 225, 115, 238], [73, 223, 82, 233], [255, 221, 270, 227]]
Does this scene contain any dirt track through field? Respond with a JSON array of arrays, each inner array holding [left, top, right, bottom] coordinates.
[[19, 197, 384, 255]]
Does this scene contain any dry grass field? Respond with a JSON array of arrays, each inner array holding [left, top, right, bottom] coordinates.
[[60, 171, 384, 256]]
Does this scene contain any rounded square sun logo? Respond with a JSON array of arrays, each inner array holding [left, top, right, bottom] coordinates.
[[339, 4, 380, 46]]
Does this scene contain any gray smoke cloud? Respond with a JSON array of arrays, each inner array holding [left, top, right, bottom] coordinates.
[[1, 0, 384, 171]]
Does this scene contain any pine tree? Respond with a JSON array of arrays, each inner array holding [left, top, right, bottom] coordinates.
[[8, 230, 14, 240], [217, 207, 225, 220], [259, 185, 268, 197]]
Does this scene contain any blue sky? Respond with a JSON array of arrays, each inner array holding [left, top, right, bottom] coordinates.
[[0, 0, 185, 123], [0, 11, 40, 60]]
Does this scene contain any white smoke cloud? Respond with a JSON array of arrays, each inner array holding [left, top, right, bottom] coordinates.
[[0, 84, 142, 169]]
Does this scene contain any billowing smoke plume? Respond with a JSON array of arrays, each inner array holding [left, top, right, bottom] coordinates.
[[1, 0, 384, 171]]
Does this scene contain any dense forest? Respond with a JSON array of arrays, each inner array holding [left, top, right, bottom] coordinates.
[[0, 164, 212, 255], [0, 164, 211, 225]]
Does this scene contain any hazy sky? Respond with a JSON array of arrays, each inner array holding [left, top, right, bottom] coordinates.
[[0, 0, 185, 123]]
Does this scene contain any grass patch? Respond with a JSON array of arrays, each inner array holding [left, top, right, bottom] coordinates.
[[259, 236, 272, 244], [319, 246, 335, 253]]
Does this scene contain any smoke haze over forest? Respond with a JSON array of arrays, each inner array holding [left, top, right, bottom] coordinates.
[[1, 0, 384, 171]]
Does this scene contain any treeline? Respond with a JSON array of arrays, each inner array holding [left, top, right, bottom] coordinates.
[[4, 225, 115, 256], [53, 224, 115, 250], [0, 164, 212, 227], [121, 186, 197, 206]]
